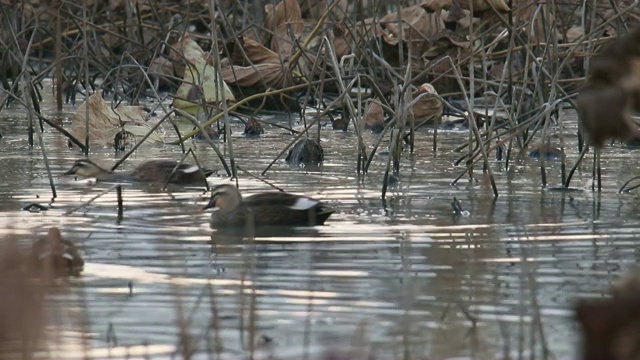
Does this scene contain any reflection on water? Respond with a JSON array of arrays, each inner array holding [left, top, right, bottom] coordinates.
[[2, 92, 640, 359]]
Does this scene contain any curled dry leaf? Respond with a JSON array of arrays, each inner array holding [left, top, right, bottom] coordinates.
[[420, 0, 454, 13], [363, 99, 385, 133], [441, 4, 480, 29], [379, 5, 444, 55], [222, 62, 285, 88], [229, 37, 281, 66], [566, 26, 584, 43], [455, 0, 509, 12], [71, 93, 163, 146], [268, 0, 304, 57], [171, 36, 236, 115], [412, 83, 443, 122]]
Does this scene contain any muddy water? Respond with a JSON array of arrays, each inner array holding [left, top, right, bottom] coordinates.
[[1, 90, 640, 359]]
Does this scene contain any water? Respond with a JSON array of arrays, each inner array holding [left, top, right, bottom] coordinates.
[[1, 87, 639, 359]]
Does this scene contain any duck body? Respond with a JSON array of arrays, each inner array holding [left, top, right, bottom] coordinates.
[[65, 159, 215, 185], [29, 228, 84, 278], [204, 184, 334, 228]]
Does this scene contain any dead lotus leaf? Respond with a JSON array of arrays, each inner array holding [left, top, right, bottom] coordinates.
[[379, 5, 444, 55], [363, 99, 385, 131], [455, 0, 510, 12], [232, 37, 281, 66], [420, 0, 454, 13], [441, 7, 479, 28], [412, 83, 443, 121], [71, 93, 163, 146], [269, 0, 304, 56], [565, 26, 584, 43], [169, 35, 212, 78], [171, 36, 236, 115], [222, 63, 285, 88]]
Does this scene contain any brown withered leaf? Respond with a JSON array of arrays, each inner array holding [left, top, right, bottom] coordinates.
[[511, 0, 559, 44], [441, 5, 480, 28], [379, 5, 445, 55], [455, 0, 509, 12], [363, 99, 385, 133], [412, 83, 443, 122], [269, 0, 304, 57], [420, 0, 453, 13], [422, 29, 470, 58], [171, 35, 236, 115], [300, 0, 348, 20], [222, 63, 285, 89], [71, 93, 163, 146], [228, 37, 281, 66], [169, 35, 213, 78]]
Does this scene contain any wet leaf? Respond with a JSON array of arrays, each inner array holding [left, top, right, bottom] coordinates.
[[71, 93, 163, 146]]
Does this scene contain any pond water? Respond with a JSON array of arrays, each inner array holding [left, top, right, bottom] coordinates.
[[1, 85, 639, 359]]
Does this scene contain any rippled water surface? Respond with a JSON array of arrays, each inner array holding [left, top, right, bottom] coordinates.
[[2, 90, 640, 359]]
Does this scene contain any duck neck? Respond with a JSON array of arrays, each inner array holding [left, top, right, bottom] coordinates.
[[90, 167, 122, 182]]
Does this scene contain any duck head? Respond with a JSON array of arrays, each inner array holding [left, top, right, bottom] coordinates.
[[203, 184, 242, 211], [64, 159, 110, 178], [31, 227, 84, 277]]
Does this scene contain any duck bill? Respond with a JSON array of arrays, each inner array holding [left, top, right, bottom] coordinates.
[[202, 201, 215, 211]]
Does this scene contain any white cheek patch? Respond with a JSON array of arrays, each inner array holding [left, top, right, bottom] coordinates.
[[182, 165, 200, 173], [63, 252, 74, 261], [289, 197, 318, 210]]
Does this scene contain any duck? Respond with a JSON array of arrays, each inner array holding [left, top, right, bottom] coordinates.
[[285, 138, 324, 166], [203, 184, 335, 228], [243, 117, 264, 136], [64, 158, 215, 185], [28, 227, 84, 278]]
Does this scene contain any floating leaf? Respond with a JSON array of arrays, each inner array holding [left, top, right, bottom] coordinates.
[[71, 93, 163, 146]]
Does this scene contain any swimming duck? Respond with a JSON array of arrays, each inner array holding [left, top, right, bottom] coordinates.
[[203, 184, 335, 228], [243, 117, 264, 136], [28, 227, 84, 278], [285, 138, 324, 166], [64, 159, 215, 185]]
